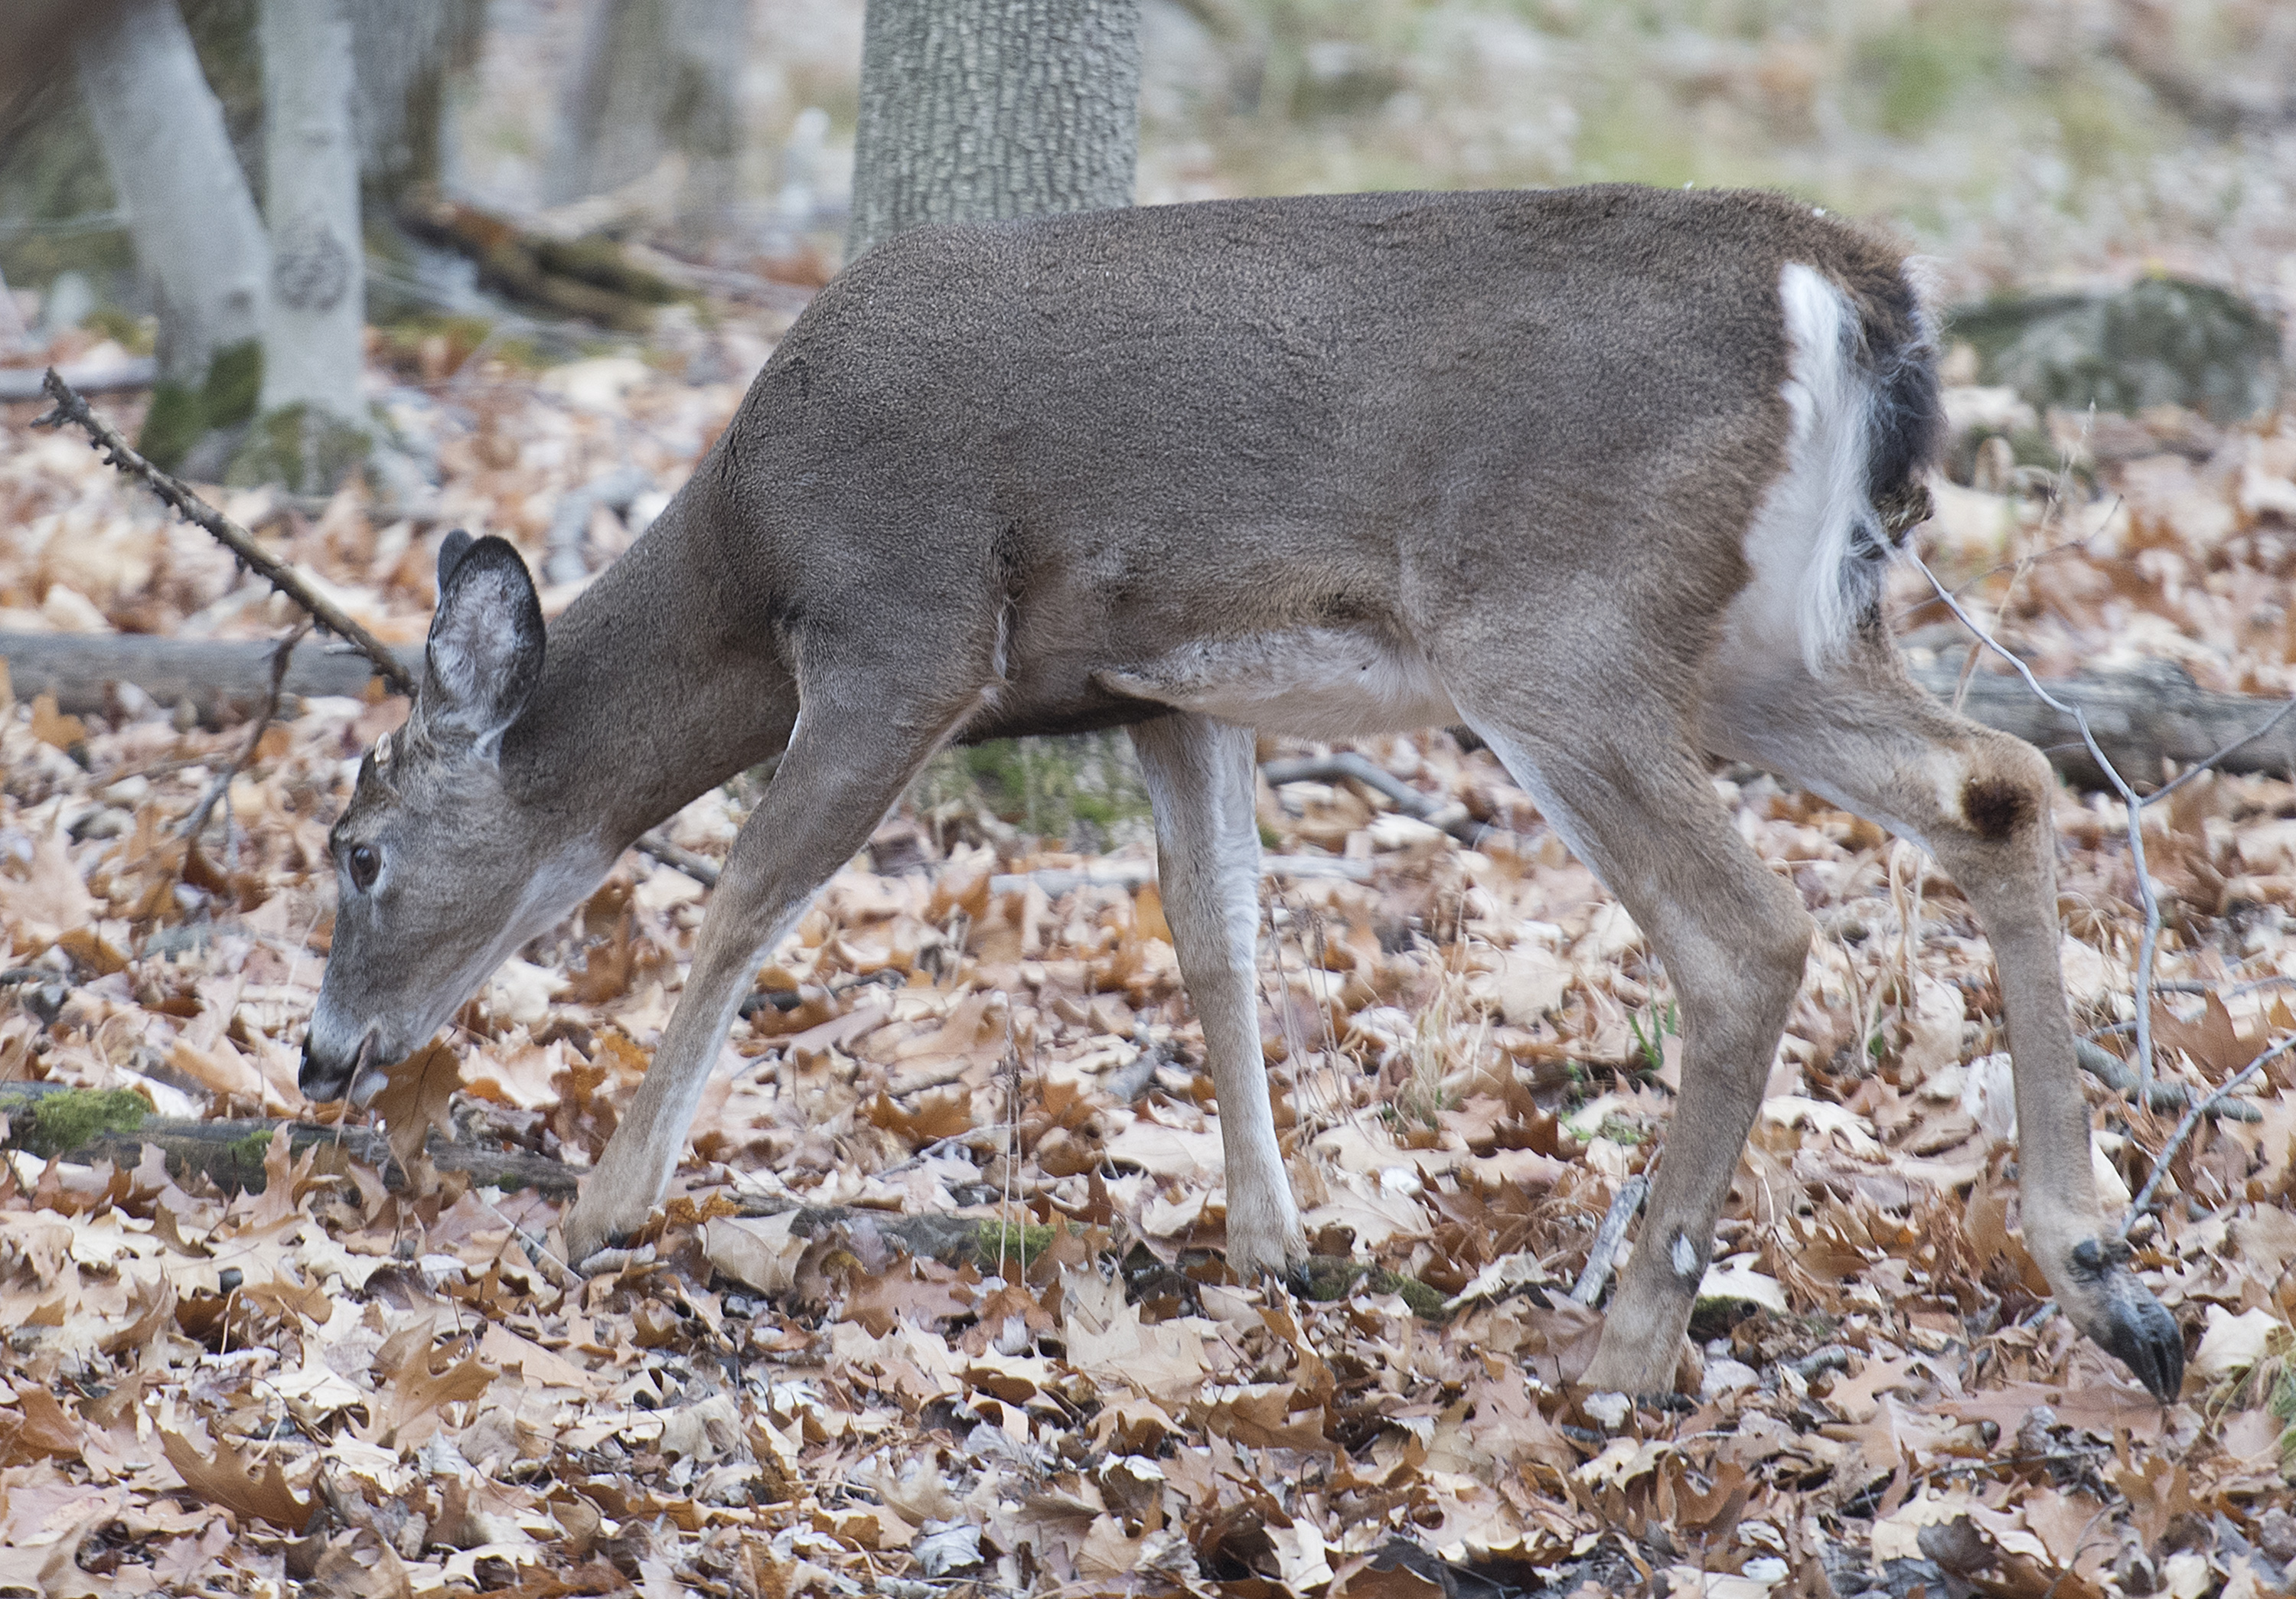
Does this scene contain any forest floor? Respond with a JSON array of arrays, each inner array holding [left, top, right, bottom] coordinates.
[[2, 318, 2296, 1598]]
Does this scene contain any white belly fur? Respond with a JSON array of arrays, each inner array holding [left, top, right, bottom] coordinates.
[[1097, 627, 1460, 738]]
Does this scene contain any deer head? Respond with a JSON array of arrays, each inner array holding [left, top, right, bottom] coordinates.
[[300, 531, 605, 1103]]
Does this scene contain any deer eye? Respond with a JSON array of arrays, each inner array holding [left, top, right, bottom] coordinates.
[[347, 844, 380, 892]]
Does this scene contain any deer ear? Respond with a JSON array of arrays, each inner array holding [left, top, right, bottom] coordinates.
[[419, 533, 543, 754], [435, 527, 475, 593]]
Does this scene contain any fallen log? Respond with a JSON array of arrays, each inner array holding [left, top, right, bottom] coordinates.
[[0, 631, 420, 727], [1903, 656, 2296, 791], [0, 1082, 579, 1196], [0, 355, 155, 403], [8, 628, 2291, 795]]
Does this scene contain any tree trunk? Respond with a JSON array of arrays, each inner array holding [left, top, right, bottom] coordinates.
[[350, 0, 488, 210], [542, 0, 748, 238], [249, 0, 367, 493], [70, 0, 270, 472], [846, 0, 1143, 262]]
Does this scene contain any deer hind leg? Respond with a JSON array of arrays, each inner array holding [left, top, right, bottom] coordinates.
[[1129, 713, 1306, 1278], [1452, 690, 1815, 1396], [561, 661, 986, 1268], [1702, 641, 2185, 1399]]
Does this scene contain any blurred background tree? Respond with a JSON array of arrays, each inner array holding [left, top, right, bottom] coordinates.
[[848, 0, 1141, 259]]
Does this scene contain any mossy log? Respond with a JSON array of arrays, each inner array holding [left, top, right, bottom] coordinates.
[[0, 1085, 578, 1196]]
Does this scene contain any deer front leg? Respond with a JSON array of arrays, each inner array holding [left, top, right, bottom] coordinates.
[[1130, 714, 1305, 1279], [561, 684, 967, 1268]]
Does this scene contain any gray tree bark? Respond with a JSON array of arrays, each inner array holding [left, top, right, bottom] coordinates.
[[71, 0, 270, 468], [542, 0, 748, 236], [257, 0, 365, 433], [846, 0, 1143, 263], [350, 0, 488, 208]]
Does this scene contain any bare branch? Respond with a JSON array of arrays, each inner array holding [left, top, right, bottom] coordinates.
[[634, 831, 721, 886], [1261, 751, 1486, 844], [2125, 1033, 2295, 1222], [178, 619, 313, 847], [30, 367, 414, 697], [1570, 1173, 1649, 1306]]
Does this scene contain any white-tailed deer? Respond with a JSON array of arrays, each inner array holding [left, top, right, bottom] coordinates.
[[302, 185, 2183, 1400]]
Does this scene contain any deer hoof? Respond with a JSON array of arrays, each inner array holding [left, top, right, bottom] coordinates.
[[560, 1212, 629, 1275], [1224, 1217, 1308, 1284], [2066, 1236, 2184, 1401], [2094, 1277, 2184, 1402]]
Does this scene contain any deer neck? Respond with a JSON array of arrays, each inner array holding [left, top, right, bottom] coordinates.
[[498, 484, 798, 850]]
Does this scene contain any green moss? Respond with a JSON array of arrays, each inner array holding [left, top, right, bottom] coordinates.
[[139, 382, 205, 472], [82, 306, 155, 354], [915, 733, 1153, 847], [1852, 6, 2006, 141], [1293, 1255, 1448, 1318], [974, 1219, 1058, 1271], [227, 402, 372, 494], [136, 340, 263, 471], [2, 1088, 149, 1159], [532, 235, 681, 305], [202, 339, 263, 431]]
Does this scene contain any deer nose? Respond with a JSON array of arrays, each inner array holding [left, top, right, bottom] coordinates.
[[299, 1030, 363, 1102]]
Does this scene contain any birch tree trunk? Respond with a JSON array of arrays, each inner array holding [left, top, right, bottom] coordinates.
[[543, 0, 748, 237], [846, 0, 1142, 262], [71, 0, 269, 472], [256, 0, 365, 449]]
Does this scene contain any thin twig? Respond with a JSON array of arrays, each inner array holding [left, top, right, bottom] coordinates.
[[2138, 693, 2296, 811], [634, 831, 721, 886], [2124, 1033, 2296, 1224], [178, 621, 312, 847], [30, 368, 413, 697], [1570, 1173, 1650, 1306], [2075, 1037, 2262, 1121]]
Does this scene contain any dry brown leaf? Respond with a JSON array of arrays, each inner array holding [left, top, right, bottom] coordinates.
[[161, 1430, 315, 1531], [369, 1038, 461, 1172], [0, 1386, 84, 1465], [28, 692, 85, 751]]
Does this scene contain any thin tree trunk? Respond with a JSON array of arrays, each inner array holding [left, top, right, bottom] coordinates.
[[71, 0, 269, 471], [543, 0, 748, 237], [351, 0, 488, 210], [256, 0, 364, 436], [846, 0, 1143, 262]]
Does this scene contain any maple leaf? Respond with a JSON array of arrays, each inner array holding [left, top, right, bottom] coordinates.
[[161, 1430, 315, 1532], [370, 1038, 461, 1173]]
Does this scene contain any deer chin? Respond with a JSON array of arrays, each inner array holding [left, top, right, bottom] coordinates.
[[300, 1025, 385, 1106], [346, 1034, 393, 1108]]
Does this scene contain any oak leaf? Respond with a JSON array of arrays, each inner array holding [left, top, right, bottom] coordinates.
[[370, 1039, 461, 1173], [161, 1430, 314, 1531]]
